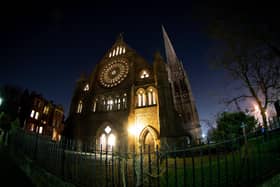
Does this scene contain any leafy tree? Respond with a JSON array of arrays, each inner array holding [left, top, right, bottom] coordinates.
[[210, 112, 257, 141]]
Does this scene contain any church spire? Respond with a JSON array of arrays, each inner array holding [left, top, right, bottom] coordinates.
[[162, 25, 179, 64]]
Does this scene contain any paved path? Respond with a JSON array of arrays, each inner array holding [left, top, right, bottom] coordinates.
[[0, 146, 35, 187]]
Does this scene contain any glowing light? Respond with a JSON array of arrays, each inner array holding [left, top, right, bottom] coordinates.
[[0, 97, 2, 106], [83, 84, 89, 91], [105, 126, 112, 134], [108, 134, 116, 146], [128, 123, 143, 136], [35, 112, 39, 120], [30, 110, 35, 118], [39, 126, 43, 134], [202, 133, 206, 138]]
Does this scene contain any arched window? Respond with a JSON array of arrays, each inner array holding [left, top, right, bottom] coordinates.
[[117, 98, 121, 110], [136, 89, 146, 107], [107, 97, 113, 111], [122, 93, 127, 109], [77, 100, 83, 113], [147, 87, 157, 106], [93, 99, 97, 112], [99, 126, 116, 150]]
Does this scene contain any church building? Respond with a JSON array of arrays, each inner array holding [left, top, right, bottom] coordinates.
[[65, 27, 201, 152]]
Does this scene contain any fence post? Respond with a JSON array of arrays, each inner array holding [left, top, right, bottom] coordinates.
[[156, 145, 160, 187], [174, 149, 177, 187], [165, 151, 169, 187], [148, 145, 151, 187]]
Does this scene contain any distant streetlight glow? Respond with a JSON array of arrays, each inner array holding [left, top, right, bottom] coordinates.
[[0, 97, 2, 106], [202, 133, 206, 138]]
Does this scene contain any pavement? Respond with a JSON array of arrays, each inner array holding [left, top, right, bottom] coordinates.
[[0, 146, 35, 187]]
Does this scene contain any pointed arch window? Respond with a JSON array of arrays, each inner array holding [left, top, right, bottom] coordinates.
[[117, 98, 121, 110], [136, 89, 146, 107], [107, 98, 113, 111], [122, 96, 127, 109], [147, 87, 157, 106], [77, 100, 83, 113]]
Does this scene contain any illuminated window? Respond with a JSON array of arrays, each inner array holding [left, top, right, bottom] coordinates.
[[123, 47, 126, 54], [35, 112, 39, 120], [122, 95, 127, 109], [117, 98, 121, 110], [109, 52, 112, 58], [107, 99, 113, 111], [119, 47, 122, 54], [100, 133, 106, 146], [30, 124, 35, 131], [39, 126, 43, 134], [113, 49, 115, 56], [147, 88, 157, 105], [108, 134, 116, 146], [136, 89, 146, 107], [116, 46, 119, 55], [93, 99, 97, 112], [140, 70, 149, 79], [43, 106, 49, 114], [105, 126, 112, 134], [30, 110, 35, 118], [77, 100, 83, 113], [148, 92, 152, 105], [84, 84, 89, 91]]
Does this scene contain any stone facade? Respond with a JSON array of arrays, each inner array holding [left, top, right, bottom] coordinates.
[[65, 28, 201, 151]]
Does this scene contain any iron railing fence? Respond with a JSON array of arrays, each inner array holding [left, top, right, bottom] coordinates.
[[10, 127, 280, 187]]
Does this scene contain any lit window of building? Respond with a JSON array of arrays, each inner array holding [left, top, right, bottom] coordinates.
[[140, 70, 149, 79], [116, 46, 119, 55], [108, 134, 116, 146], [109, 52, 112, 58], [43, 106, 49, 114], [39, 126, 43, 134], [77, 100, 83, 113], [30, 110, 35, 118], [93, 99, 97, 112], [147, 88, 157, 105], [137, 89, 146, 107], [84, 84, 89, 91], [35, 112, 39, 120]]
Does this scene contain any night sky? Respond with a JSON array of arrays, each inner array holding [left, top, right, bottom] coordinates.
[[0, 2, 239, 134]]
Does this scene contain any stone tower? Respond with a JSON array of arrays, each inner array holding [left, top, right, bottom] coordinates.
[[162, 26, 201, 142]]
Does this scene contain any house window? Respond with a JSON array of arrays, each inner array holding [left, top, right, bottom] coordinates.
[[35, 112, 39, 120], [43, 106, 49, 114], [30, 110, 35, 118], [77, 100, 83, 113], [39, 126, 43, 134]]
